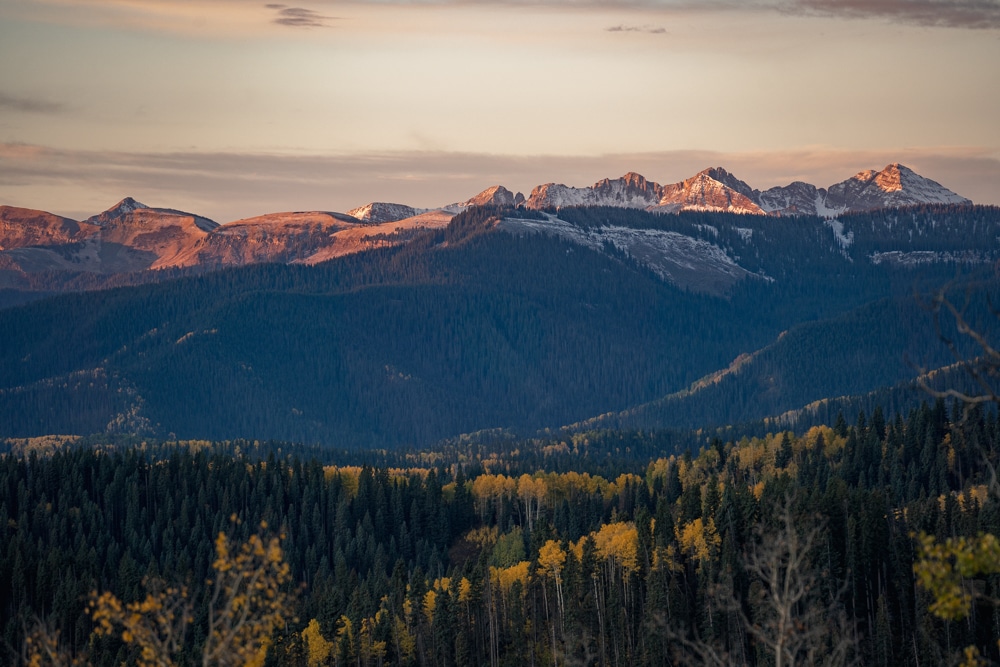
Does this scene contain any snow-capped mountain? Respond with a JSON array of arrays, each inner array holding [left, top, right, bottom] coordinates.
[[824, 163, 971, 212], [521, 164, 969, 217], [0, 162, 976, 291], [83, 196, 148, 226], [347, 202, 423, 224], [653, 168, 764, 214], [756, 182, 823, 216], [448, 185, 525, 211], [525, 172, 662, 210]]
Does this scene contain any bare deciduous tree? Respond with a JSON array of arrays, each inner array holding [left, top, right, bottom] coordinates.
[[667, 498, 858, 667]]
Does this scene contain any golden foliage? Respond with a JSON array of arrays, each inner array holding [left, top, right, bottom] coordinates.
[[301, 619, 333, 667], [4, 435, 82, 458], [423, 590, 437, 625], [491, 561, 531, 597], [914, 532, 1000, 621], [89, 579, 191, 667], [358, 614, 387, 666], [458, 577, 474, 604], [202, 528, 293, 667], [677, 517, 721, 565], [89, 524, 294, 667], [465, 525, 499, 548], [393, 616, 416, 664], [537, 540, 567, 580], [22, 621, 82, 667], [593, 522, 639, 574], [646, 458, 672, 489]]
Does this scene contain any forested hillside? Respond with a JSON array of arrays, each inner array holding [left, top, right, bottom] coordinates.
[[0, 205, 998, 446], [3, 401, 998, 665]]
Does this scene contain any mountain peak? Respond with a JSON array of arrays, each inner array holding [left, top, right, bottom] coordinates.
[[872, 162, 910, 192], [347, 202, 420, 224], [697, 167, 757, 200], [657, 168, 763, 214], [85, 197, 149, 225], [115, 196, 148, 211], [826, 163, 970, 211], [460, 185, 524, 208]]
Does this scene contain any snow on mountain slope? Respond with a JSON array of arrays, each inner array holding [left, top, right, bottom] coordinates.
[[347, 202, 424, 224], [84, 197, 148, 226], [517, 164, 969, 217], [655, 168, 764, 215], [824, 163, 970, 212], [445, 185, 525, 212], [525, 172, 663, 210], [499, 213, 758, 294], [758, 182, 822, 215], [0, 162, 976, 286]]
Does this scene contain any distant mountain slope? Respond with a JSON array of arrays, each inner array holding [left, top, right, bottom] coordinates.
[[0, 163, 972, 301], [570, 286, 1000, 433], [0, 224, 769, 445], [0, 205, 97, 249], [1, 205, 997, 446]]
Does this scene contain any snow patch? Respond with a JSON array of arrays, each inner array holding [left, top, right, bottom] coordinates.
[[825, 219, 854, 248], [869, 250, 988, 267], [814, 192, 846, 219], [498, 214, 762, 294]]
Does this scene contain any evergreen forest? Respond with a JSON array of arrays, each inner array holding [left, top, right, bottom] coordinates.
[[3, 401, 1000, 666]]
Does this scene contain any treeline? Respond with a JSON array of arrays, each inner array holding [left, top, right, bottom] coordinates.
[[3, 400, 999, 665]]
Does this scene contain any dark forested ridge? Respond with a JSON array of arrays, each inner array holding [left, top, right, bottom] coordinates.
[[1, 204, 999, 446], [3, 402, 999, 665]]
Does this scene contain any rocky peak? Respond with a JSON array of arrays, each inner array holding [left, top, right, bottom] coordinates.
[[347, 202, 419, 225], [657, 169, 764, 215], [85, 197, 149, 226], [757, 181, 822, 216], [825, 163, 970, 212], [874, 163, 906, 192], [524, 173, 664, 210], [699, 168, 757, 200], [462, 185, 525, 208], [592, 172, 663, 203]]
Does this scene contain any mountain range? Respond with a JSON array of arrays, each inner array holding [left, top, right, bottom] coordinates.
[[1, 193, 998, 446], [0, 163, 970, 292]]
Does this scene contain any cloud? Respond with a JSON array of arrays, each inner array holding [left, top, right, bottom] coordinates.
[[605, 24, 667, 33], [787, 0, 1000, 30], [11, 0, 999, 33], [264, 3, 335, 28], [1, 143, 998, 223], [0, 93, 67, 114]]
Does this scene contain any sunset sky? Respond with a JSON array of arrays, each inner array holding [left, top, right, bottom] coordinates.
[[1, 0, 998, 222]]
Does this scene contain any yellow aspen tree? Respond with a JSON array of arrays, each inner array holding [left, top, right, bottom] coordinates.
[[301, 619, 334, 667]]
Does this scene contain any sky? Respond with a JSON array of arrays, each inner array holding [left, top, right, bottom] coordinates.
[[1, 0, 998, 222]]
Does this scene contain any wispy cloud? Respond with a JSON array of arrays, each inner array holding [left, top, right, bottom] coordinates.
[[264, 3, 335, 28], [10, 0, 999, 32], [0, 93, 67, 114], [2, 143, 998, 223], [605, 24, 667, 33], [787, 0, 1000, 30]]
